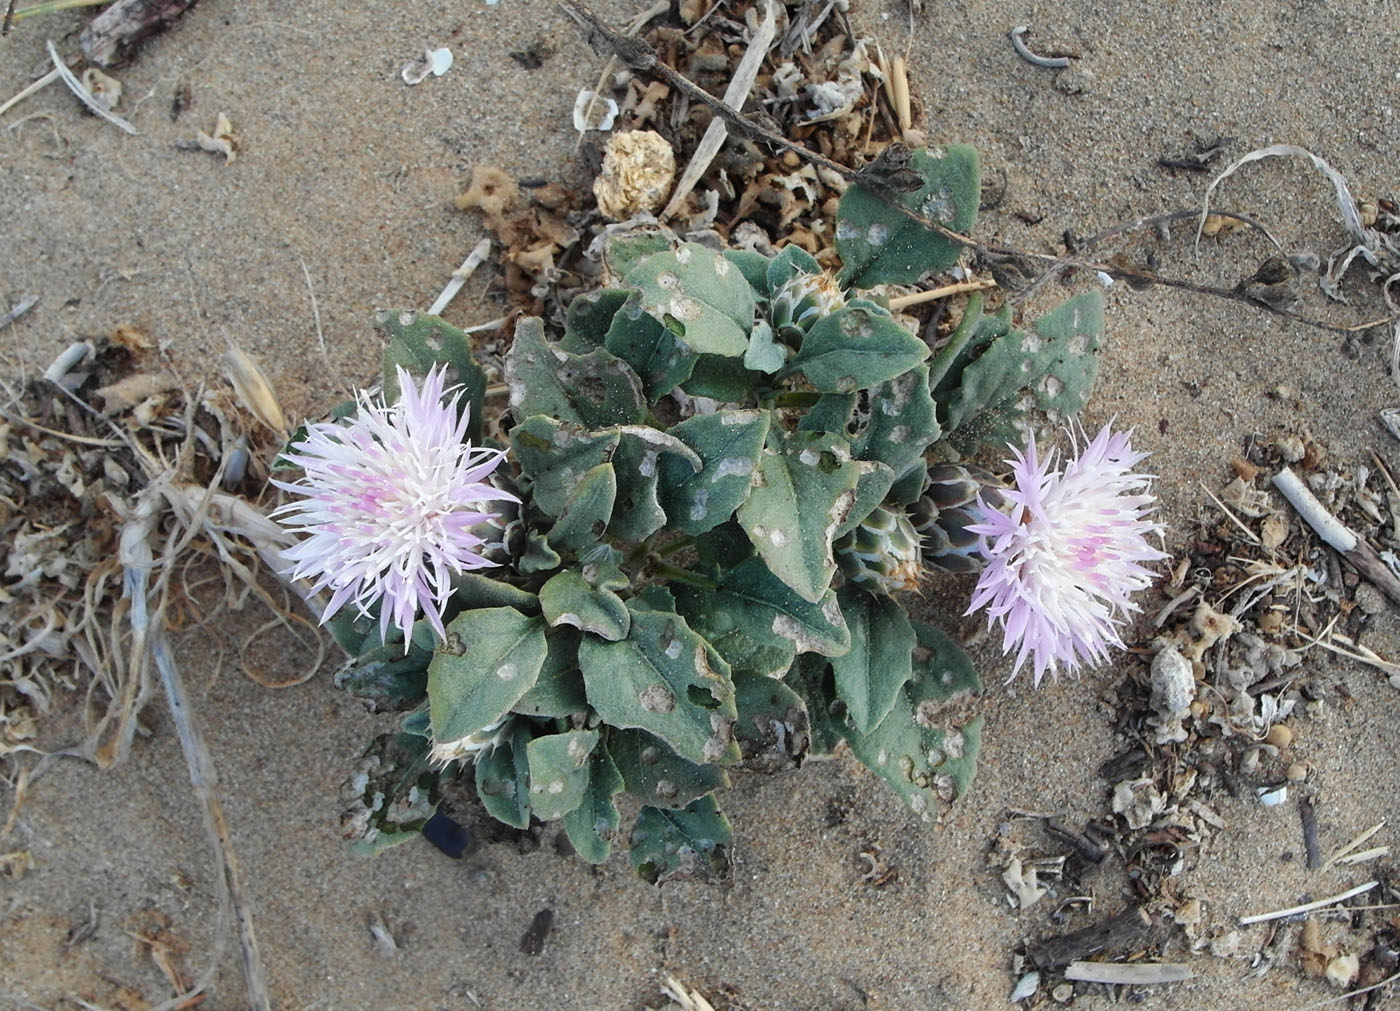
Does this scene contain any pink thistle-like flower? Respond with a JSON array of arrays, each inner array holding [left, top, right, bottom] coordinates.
[[966, 423, 1167, 686], [273, 365, 516, 646]]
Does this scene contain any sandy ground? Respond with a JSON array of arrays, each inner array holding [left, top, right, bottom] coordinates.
[[3, 1, 1400, 1008]]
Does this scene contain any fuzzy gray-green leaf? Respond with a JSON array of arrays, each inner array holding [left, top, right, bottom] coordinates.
[[505, 315, 645, 427], [578, 605, 738, 766], [563, 745, 625, 862], [657, 409, 770, 536], [850, 365, 939, 491], [604, 290, 696, 398], [629, 797, 733, 884], [512, 628, 587, 718], [836, 145, 980, 288], [736, 428, 861, 602], [562, 288, 630, 352], [546, 462, 617, 552], [525, 730, 599, 821], [624, 242, 756, 357], [609, 426, 703, 543], [831, 585, 916, 734], [781, 304, 929, 393], [540, 569, 629, 641], [609, 729, 729, 809], [475, 722, 532, 829], [427, 608, 547, 747], [375, 309, 489, 444], [510, 416, 619, 518]]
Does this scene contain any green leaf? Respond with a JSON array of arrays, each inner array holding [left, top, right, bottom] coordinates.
[[451, 572, 539, 615], [629, 797, 733, 884], [736, 428, 861, 602], [624, 242, 756, 357], [609, 728, 729, 809], [832, 460, 897, 540], [602, 226, 674, 282], [798, 392, 857, 435], [764, 244, 823, 293], [562, 745, 625, 862], [732, 671, 808, 770], [546, 462, 617, 552], [505, 315, 645, 428], [604, 290, 697, 399], [787, 653, 845, 756], [830, 585, 916, 734], [475, 722, 532, 829], [835, 144, 980, 288], [939, 291, 1104, 449], [608, 426, 703, 543], [332, 642, 430, 714], [518, 529, 562, 575], [578, 605, 739, 766], [509, 417, 619, 517], [427, 608, 548, 747], [781, 304, 929, 394], [512, 628, 588, 718], [850, 365, 940, 487], [561, 288, 630, 352], [539, 569, 629, 641], [375, 309, 488, 444], [343, 732, 438, 856], [720, 248, 770, 294], [679, 555, 850, 662], [525, 730, 599, 821], [657, 409, 771, 537], [743, 319, 787, 374], [679, 354, 763, 400]]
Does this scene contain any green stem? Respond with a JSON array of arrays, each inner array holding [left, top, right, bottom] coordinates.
[[652, 563, 714, 589], [771, 390, 822, 409], [654, 535, 695, 559]]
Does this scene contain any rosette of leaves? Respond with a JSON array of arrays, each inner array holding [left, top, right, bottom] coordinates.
[[327, 146, 1105, 882]]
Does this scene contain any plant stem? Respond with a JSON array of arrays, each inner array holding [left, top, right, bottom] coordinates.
[[12, 0, 109, 22], [652, 562, 713, 589]]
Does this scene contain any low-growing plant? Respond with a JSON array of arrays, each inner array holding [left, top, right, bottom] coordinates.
[[284, 145, 1117, 882]]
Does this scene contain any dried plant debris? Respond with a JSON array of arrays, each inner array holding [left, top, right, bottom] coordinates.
[[0, 332, 313, 769], [989, 434, 1400, 1001], [455, 0, 927, 320]]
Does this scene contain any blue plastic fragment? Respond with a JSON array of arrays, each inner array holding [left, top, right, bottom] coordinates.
[[421, 807, 472, 858]]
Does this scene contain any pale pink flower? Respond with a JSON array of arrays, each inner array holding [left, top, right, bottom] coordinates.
[[966, 423, 1167, 685], [274, 365, 515, 646]]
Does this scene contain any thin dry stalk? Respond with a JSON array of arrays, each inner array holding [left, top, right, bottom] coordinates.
[[1239, 881, 1376, 925], [886, 278, 997, 311]]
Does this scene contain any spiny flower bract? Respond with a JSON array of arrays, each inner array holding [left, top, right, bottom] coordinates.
[[966, 422, 1167, 686], [274, 364, 515, 646]]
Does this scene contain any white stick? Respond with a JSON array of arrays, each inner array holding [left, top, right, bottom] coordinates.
[[1238, 881, 1377, 925], [1064, 962, 1193, 984], [46, 40, 138, 135], [427, 238, 491, 317], [0, 68, 61, 119], [1272, 467, 1355, 552]]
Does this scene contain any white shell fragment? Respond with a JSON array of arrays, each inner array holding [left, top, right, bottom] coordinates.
[[401, 47, 454, 85], [572, 89, 618, 133], [1256, 783, 1288, 806], [593, 130, 676, 221], [79, 67, 122, 112], [1148, 646, 1195, 744], [1009, 971, 1040, 1002]]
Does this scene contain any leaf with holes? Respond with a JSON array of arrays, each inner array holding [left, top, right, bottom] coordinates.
[[831, 585, 916, 734], [629, 796, 733, 884], [836, 144, 980, 288], [561, 288, 629, 352], [525, 729, 598, 821], [375, 309, 488, 444], [736, 428, 861, 603], [609, 426, 703, 543], [546, 462, 617, 553], [509, 417, 619, 517], [427, 608, 547, 748], [604, 290, 697, 398], [578, 604, 738, 766], [505, 315, 645, 427], [732, 671, 808, 769], [657, 409, 771, 537], [850, 364, 939, 493]]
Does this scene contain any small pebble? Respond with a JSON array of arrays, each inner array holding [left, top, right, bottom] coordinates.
[[1285, 762, 1309, 782], [1264, 724, 1293, 749], [1276, 435, 1305, 463], [1052, 982, 1074, 1003]]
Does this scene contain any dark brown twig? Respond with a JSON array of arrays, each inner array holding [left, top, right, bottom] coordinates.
[[79, 0, 198, 68], [2, 0, 16, 37], [1299, 794, 1321, 870], [1027, 905, 1154, 971], [1046, 817, 1108, 864]]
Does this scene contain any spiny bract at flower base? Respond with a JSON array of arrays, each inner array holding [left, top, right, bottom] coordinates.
[[288, 144, 1147, 880], [967, 423, 1168, 686], [273, 364, 515, 645]]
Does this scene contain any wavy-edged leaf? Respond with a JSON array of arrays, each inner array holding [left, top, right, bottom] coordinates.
[[540, 569, 629, 641], [505, 315, 645, 427], [375, 309, 488, 443], [781, 303, 929, 394], [475, 722, 533, 828], [609, 426, 703, 543], [831, 585, 916, 733], [604, 290, 696, 398], [624, 242, 756, 357], [546, 462, 617, 552], [509, 416, 619, 517], [562, 744, 625, 862], [608, 728, 729, 810]]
